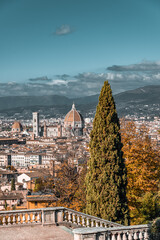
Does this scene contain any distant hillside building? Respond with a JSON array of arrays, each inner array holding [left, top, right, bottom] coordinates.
[[45, 124, 62, 138]]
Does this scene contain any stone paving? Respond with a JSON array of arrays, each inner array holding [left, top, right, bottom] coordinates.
[[0, 225, 74, 240]]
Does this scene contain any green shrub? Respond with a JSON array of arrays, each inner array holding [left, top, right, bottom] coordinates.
[[149, 217, 160, 240]]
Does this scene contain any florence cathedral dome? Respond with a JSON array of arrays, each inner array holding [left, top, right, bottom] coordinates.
[[64, 104, 84, 136], [11, 121, 23, 133]]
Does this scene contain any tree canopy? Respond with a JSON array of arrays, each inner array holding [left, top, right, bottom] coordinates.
[[121, 120, 160, 224]]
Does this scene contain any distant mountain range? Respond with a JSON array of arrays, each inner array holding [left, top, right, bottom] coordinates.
[[114, 85, 160, 118], [115, 85, 160, 105], [0, 94, 99, 110], [0, 85, 160, 119]]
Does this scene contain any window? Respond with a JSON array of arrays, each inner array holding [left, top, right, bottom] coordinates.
[[35, 201, 37, 206]]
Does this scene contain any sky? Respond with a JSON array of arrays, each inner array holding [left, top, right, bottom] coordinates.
[[1, 0, 160, 97]]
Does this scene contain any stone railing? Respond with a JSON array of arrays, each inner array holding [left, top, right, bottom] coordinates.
[[64, 208, 122, 228], [73, 225, 149, 240], [0, 207, 64, 226], [0, 207, 121, 228], [0, 207, 150, 240]]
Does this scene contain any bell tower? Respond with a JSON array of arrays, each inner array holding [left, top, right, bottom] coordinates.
[[32, 112, 39, 137]]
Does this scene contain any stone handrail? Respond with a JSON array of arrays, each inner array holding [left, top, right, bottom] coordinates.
[[0, 207, 151, 239], [64, 208, 122, 228], [0, 207, 122, 228], [0, 207, 64, 226], [73, 225, 149, 240]]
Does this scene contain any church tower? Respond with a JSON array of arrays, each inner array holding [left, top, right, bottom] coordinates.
[[44, 121, 47, 138], [32, 112, 39, 137]]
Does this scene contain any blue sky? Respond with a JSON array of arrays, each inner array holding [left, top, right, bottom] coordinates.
[[1, 0, 160, 97]]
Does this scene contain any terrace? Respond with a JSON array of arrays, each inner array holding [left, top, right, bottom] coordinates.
[[0, 207, 150, 240]]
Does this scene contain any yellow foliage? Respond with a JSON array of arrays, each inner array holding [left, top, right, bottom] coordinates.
[[121, 120, 160, 224]]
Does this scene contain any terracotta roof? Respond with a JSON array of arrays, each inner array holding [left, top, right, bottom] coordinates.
[[21, 170, 51, 179], [0, 192, 23, 200], [27, 194, 57, 202], [64, 104, 82, 123], [12, 121, 23, 130]]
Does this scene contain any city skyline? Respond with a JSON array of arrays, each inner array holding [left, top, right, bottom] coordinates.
[[1, 0, 160, 97]]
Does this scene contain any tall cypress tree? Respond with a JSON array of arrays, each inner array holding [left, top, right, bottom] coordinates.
[[85, 81, 129, 225]]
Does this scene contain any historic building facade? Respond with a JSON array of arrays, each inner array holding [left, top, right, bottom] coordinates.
[[35, 104, 84, 138]]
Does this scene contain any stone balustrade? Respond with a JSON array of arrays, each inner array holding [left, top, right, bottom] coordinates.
[[73, 225, 149, 240], [0, 207, 150, 240], [0, 207, 64, 226], [64, 208, 122, 228], [0, 207, 122, 228]]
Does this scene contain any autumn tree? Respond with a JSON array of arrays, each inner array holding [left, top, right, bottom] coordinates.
[[74, 163, 87, 212], [121, 120, 160, 224], [34, 162, 86, 211], [85, 81, 129, 225], [34, 178, 43, 192], [139, 192, 160, 224], [6, 165, 17, 172], [55, 162, 81, 210]]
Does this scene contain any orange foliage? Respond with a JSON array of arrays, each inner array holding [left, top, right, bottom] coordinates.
[[120, 120, 160, 223], [55, 162, 86, 212]]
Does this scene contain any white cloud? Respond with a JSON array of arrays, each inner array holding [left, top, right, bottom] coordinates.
[[49, 79, 67, 85], [107, 61, 160, 72], [1, 60, 160, 98], [54, 24, 74, 36]]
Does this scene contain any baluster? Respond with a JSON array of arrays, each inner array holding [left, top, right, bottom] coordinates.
[[77, 215, 81, 225], [22, 214, 26, 224], [17, 214, 21, 224], [104, 223, 108, 228], [117, 233, 122, 240], [64, 211, 67, 222], [122, 232, 127, 240], [107, 232, 111, 240], [12, 215, 16, 225], [73, 214, 76, 224], [96, 221, 99, 227], [2, 216, 6, 226], [144, 231, 149, 240], [27, 214, 31, 224], [8, 215, 11, 225], [37, 213, 40, 223], [139, 231, 143, 240], [68, 212, 72, 223], [100, 222, 103, 227], [133, 231, 138, 240], [128, 232, 133, 240], [32, 212, 35, 223], [111, 234, 116, 240], [66, 212, 69, 222], [86, 218, 90, 227], [91, 219, 94, 227], [82, 216, 85, 226]]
